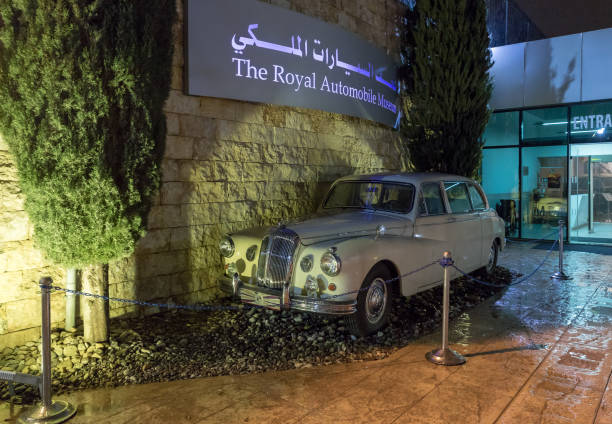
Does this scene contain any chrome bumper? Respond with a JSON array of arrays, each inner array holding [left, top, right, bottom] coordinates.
[[218, 274, 356, 315]]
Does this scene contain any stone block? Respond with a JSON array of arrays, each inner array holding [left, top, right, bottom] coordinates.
[[0, 133, 8, 151], [137, 275, 174, 300], [170, 65, 183, 91], [161, 159, 180, 182], [0, 211, 29, 242], [5, 298, 40, 332], [0, 327, 41, 349], [108, 255, 137, 284], [3, 241, 46, 272], [200, 98, 236, 120], [180, 115, 217, 138], [193, 138, 226, 161], [0, 181, 24, 212], [262, 104, 287, 127], [0, 151, 19, 181], [307, 149, 350, 166], [217, 120, 273, 144], [244, 182, 264, 201], [182, 160, 214, 182], [273, 127, 318, 148], [318, 133, 345, 151], [235, 102, 265, 124], [220, 201, 257, 223], [136, 250, 188, 279], [196, 182, 229, 203], [241, 162, 268, 182], [201, 225, 222, 246], [135, 229, 172, 254], [109, 281, 136, 300], [165, 136, 194, 160], [222, 182, 247, 202], [164, 90, 198, 115], [20, 265, 64, 291], [147, 205, 184, 229], [188, 246, 218, 270], [213, 161, 243, 182], [166, 113, 180, 136], [170, 226, 205, 250], [260, 145, 306, 164], [171, 29, 184, 67], [160, 181, 195, 204], [182, 203, 220, 226]]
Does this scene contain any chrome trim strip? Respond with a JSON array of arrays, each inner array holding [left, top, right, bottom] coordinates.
[[218, 276, 356, 315]]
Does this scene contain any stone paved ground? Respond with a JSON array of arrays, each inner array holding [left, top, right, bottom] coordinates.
[[1, 241, 611, 423]]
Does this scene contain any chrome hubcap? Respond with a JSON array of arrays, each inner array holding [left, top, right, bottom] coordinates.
[[365, 277, 387, 324], [487, 244, 495, 271]]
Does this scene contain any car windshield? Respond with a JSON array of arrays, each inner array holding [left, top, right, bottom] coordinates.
[[323, 181, 415, 214]]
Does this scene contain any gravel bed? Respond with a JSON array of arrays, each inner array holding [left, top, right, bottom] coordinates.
[[1, 267, 516, 404]]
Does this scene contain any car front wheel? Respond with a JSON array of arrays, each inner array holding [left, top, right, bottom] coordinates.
[[347, 264, 393, 337]]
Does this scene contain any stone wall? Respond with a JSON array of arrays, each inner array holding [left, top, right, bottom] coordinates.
[[0, 0, 406, 348]]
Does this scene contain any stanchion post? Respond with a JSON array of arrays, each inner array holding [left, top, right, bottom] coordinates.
[[426, 251, 466, 366], [18, 277, 76, 424], [551, 220, 571, 280]]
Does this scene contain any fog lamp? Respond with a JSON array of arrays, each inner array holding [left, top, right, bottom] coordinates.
[[305, 276, 318, 298]]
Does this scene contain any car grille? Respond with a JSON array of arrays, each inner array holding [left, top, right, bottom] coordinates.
[[256, 227, 300, 289]]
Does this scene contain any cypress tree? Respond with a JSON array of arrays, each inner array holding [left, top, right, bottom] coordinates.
[[0, 0, 176, 341], [399, 0, 493, 178]]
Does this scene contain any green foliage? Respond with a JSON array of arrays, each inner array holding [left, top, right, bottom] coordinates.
[[399, 0, 492, 178], [0, 0, 176, 267]]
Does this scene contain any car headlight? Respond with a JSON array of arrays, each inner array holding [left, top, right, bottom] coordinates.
[[320, 251, 341, 276], [300, 255, 314, 272], [219, 235, 235, 258]]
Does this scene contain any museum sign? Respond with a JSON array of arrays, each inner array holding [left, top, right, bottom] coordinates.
[[185, 0, 400, 127]]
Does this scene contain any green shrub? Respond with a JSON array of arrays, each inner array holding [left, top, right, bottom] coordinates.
[[0, 0, 176, 267], [399, 0, 493, 178]]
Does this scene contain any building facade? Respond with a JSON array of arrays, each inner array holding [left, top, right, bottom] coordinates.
[[482, 27, 612, 245]]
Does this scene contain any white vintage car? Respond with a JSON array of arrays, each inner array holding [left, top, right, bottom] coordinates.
[[219, 173, 505, 336]]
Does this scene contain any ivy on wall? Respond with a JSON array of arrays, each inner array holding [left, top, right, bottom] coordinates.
[[0, 0, 176, 267]]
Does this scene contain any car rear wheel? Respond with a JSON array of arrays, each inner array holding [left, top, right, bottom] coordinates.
[[347, 264, 394, 337], [482, 240, 498, 277]]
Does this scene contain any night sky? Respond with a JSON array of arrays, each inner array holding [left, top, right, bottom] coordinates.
[[515, 0, 612, 38]]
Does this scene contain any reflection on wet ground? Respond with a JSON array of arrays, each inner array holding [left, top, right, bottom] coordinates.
[[1, 243, 611, 423]]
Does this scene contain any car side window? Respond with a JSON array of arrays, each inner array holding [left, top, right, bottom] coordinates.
[[468, 184, 486, 210], [420, 183, 446, 215], [444, 182, 472, 213]]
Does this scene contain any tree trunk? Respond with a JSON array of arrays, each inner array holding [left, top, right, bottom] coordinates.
[[82, 264, 109, 342]]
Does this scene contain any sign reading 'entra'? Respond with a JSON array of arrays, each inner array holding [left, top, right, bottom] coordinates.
[[185, 0, 400, 127]]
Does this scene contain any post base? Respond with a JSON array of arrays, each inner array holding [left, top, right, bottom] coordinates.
[[551, 271, 572, 280], [426, 347, 466, 366], [18, 400, 76, 424]]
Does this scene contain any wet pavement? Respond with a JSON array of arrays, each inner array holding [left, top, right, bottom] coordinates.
[[1, 242, 611, 423]]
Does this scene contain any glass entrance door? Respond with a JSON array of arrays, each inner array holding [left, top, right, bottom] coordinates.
[[569, 143, 612, 245]]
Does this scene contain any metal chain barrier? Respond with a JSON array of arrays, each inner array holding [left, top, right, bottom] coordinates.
[[38, 285, 253, 312], [452, 238, 559, 288], [39, 259, 441, 307], [504, 228, 559, 245]]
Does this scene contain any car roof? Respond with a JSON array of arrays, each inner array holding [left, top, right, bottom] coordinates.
[[334, 172, 476, 185]]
